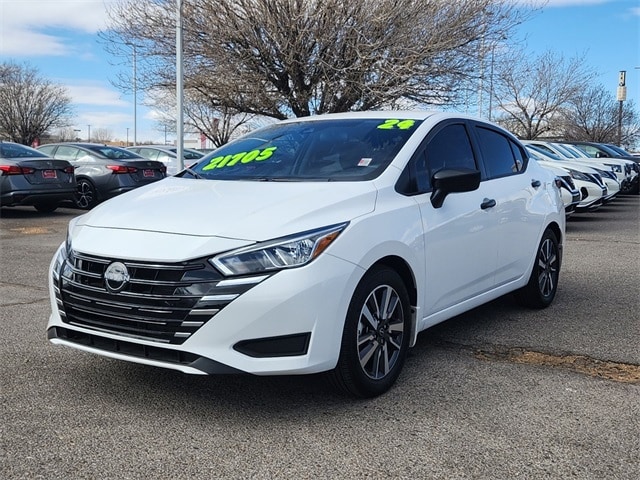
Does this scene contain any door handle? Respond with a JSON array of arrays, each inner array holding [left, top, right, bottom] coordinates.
[[531, 179, 541, 188], [481, 198, 496, 209]]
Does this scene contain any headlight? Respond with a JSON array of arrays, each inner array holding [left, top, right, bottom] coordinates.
[[603, 163, 621, 173], [567, 169, 591, 182], [211, 222, 348, 276]]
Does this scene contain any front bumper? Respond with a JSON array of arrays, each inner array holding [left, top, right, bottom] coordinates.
[[47, 246, 363, 376]]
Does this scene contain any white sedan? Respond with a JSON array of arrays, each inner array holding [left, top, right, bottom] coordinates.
[[47, 111, 565, 397]]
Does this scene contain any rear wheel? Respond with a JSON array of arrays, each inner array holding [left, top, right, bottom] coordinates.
[[515, 229, 560, 308], [328, 266, 411, 398], [75, 179, 97, 209]]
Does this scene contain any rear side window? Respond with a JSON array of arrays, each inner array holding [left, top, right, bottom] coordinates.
[[37, 145, 56, 156], [475, 127, 524, 179], [55, 146, 80, 161], [138, 148, 160, 161]]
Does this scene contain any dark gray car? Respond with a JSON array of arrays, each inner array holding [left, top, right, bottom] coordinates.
[[38, 143, 167, 209], [126, 145, 203, 175], [0, 141, 76, 213]]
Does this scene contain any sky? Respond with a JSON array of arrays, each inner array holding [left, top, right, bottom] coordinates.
[[0, 0, 638, 146]]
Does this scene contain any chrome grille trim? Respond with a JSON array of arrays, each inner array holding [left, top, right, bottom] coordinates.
[[201, 294, 239, 302], [55, 251, 270, 344], [216, 275, 269, 286]]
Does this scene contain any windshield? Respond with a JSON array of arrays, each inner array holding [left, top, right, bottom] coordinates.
[[186, 118, 422, 181]]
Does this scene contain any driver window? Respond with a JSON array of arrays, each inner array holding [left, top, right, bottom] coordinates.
[[421, 124, 476, 190]]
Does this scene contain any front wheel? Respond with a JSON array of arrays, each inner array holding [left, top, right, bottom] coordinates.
[[515, 229, 560, 308], [328, 266, 411, 398]]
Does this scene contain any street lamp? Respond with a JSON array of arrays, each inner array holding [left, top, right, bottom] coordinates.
[[126, 127, 130, 146], [87, 124, 91, 142]]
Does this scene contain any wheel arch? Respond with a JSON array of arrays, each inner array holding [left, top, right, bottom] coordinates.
[[368, 255, 419, 347], [545, 221, 564, 266]]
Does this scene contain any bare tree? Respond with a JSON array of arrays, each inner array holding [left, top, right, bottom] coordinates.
[[150, 89, 255, 147], [559, 85, 640, 149], [491, 50, 596, 139], [92, 127, 115, 143], [0, 62, 73, 145], [56, 127, 81, 142], [102, 0, 535, 120]]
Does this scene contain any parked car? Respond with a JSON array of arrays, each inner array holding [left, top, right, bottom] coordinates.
[[533, 160, 580, 216], [523, 140, 633, 192], [565, 141, 639, 194], [0, 141, 75, 213], [525, 145, 608, 211], [47, 111, 565, 398], [126, 145, 204, 175], [37, 143, 167, 209]]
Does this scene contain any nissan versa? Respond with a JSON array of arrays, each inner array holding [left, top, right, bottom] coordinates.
[[47, 111, 565, 398]]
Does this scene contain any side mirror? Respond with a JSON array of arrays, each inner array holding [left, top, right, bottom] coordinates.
[[430, 168, 481, 208]]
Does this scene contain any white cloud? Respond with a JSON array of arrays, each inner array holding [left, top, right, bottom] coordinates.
[[1, 0, 115, 32], [65, 82, 128, 107], [0, 0, 116, 56]]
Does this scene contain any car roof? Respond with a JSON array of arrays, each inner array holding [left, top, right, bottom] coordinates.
[[41, 142, 114, 148], [276, 110, 460, 124]]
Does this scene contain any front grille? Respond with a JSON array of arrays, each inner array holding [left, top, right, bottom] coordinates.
[[53, 250, 268, 344]]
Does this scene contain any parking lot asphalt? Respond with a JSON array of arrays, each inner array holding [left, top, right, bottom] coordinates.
[[1, 196, 639, 479]]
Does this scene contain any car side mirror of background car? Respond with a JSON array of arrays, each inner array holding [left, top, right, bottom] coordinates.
[[430, 168, 481, 208]]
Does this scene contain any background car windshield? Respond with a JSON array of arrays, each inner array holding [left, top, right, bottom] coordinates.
[[0, 143, 48, 158], [189, 118, 422, 181], [86, 146, 142, 160]]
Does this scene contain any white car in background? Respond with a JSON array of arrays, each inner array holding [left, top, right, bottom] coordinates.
[[525, 145, 608, 211], [533, 160, 580, 216], [524, 140, 633, 192], [47, 111, 565, 398]]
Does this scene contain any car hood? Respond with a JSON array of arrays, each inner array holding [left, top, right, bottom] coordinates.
[[78, 176, 377, 242]]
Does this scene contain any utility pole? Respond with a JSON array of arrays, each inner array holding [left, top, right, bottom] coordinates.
[[616, 71, 626, 146]]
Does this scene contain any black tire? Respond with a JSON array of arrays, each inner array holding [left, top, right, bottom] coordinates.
[[33, 203, 58, 213], [515, 229, 560, 309], [75, 178, 97, 209], [328, 266, 411, 398]]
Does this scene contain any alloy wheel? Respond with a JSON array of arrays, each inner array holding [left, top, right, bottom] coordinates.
[[537, 237, 558, 298], [357, 284, 405, 380]]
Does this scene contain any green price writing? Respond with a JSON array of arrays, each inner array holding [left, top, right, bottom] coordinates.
[[377, 119, 416, 130], [202, 146, 277, 170]]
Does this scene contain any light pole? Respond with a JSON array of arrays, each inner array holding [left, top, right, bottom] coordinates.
[[176, 0, 184, 171], [87, 125, 91, 142], [126, 127, 130, 146], [617, 71, 627, 146], [133, 44, 137, 146]]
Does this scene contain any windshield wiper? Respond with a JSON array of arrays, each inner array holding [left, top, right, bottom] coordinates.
[[180, 168, 203, 179], [251, 177, 329, 182]]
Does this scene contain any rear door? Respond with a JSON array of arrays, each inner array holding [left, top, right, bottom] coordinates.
[[471, 122, 545, 286]]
